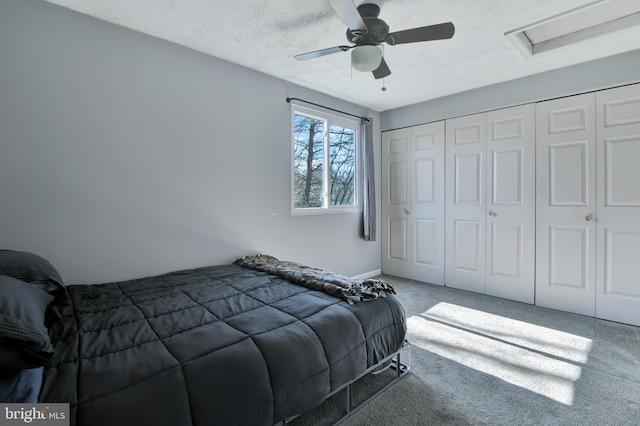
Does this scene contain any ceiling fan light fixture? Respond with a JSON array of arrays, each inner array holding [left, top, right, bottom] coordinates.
[[295, 1, 457, 79], [351, 45, 382, 72]]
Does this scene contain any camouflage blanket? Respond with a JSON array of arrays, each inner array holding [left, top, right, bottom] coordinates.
[[233, 254, 396, 304]]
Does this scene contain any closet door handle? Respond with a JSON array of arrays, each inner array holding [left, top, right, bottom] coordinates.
[[488, 210, 497, 217], [585, 215, 592, 222], [404, 208, 410, 215]]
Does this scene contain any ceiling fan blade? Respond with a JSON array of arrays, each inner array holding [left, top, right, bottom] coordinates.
[[328, 0, 368, 33], [386, 22, 455, 45], [372, 57, 391, 79], [294, 45, 351, 61]]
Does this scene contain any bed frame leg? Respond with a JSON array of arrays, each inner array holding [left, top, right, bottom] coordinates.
[[280, 341, 410, 426], [334, 340, 410, 425]]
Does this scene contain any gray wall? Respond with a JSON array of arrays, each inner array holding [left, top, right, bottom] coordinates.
[[0, 0, 381, 284], [381, 49, 640, 131]]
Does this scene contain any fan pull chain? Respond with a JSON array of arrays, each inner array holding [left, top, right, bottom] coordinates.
[[381, 45, 387, 91]]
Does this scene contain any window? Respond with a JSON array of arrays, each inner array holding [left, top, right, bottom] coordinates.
[[291, 105, 360, 214]]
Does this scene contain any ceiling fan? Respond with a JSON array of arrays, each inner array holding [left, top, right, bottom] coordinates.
[[294, 0, 455, 79]]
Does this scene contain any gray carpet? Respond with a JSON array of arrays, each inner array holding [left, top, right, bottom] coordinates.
[[292, 275, 640, 426]]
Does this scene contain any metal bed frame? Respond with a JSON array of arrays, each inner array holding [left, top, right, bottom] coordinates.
[[281, 340, 411, 425]]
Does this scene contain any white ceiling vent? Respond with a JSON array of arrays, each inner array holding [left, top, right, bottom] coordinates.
[[506, 0, 640, 57]]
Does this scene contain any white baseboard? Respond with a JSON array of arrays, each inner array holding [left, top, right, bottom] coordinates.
[[352, 269, 382, 279]]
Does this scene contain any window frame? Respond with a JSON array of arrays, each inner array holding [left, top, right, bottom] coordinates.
[[290, 104, 362, 216]]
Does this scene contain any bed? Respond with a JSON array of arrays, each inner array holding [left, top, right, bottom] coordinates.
[[0, 250, 407, 425]]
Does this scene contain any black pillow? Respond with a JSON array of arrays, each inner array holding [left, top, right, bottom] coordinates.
[[0, 275, 55, 371], [0, 250, 66, 300]]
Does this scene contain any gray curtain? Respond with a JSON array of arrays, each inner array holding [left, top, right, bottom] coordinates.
[[362, 118, 376, 241]]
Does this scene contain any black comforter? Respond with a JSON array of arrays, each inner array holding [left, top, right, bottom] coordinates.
[[40, 264, 406, 426]]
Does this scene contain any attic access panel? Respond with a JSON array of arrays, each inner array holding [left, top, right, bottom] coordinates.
[[505, 0, 640, 56]]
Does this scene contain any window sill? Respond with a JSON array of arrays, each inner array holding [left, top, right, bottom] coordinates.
[[291, 208, 362, 216]]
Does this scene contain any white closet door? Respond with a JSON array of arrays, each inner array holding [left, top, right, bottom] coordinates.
[[485, 104, 536, 304], [382, 128, 411, 278], [445, 113, 487, 293], [536, 93, 597, 316], [595, 84, 640, 326], [411, 122, 445, 285]]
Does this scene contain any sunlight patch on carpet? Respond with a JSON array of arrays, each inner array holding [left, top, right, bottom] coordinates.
[[408, 302, 593, 405]]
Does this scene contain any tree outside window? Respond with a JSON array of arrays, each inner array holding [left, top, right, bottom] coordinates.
[[292, 107, 359, 214]]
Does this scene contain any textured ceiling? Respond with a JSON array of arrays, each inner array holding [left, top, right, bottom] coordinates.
[[44, 0, 640, 112]]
